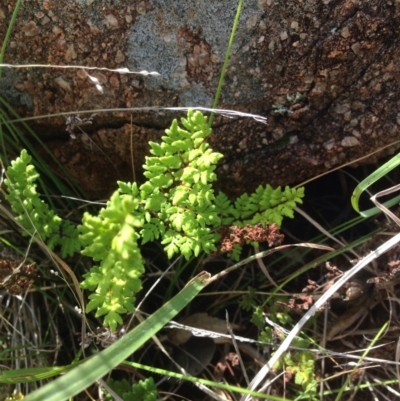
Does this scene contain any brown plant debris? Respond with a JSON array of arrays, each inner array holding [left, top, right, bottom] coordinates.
[[214, 352, 240, 382], [218, 223, 284, 254], [0, 258, 37, 295], [367, 259, 400, 284]]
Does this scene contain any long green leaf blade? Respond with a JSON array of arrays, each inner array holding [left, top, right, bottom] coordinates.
[[23, 272, 210, 401], [351, 153, 400, 215]]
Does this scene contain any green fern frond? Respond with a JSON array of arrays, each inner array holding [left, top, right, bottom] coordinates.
[[234, 185, 304, 227], [139, 110, 223, 260], [3, 110, 305, 330], [79, 192, 144, 331], [4, 149, 80, 257]]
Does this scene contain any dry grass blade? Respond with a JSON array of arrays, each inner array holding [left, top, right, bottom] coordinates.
[[254, 243, 334, 292], [371, 183, 400, 227], [0, 63, 160, 75], [397, 337, 400, 391], [6, 106, 267, 124], [242, 231, 400, 400], [210, 243, 333, 286]]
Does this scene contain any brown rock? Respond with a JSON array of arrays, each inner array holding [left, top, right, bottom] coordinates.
[[1, 0, 399, 198]]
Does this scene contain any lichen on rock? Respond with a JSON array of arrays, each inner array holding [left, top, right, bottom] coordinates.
[[127, 0, 262, 105]]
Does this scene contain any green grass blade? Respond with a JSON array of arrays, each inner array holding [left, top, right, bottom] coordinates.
[[0, 364, 84, 384], [0, 0, 23, 74], [351, 152, 400, 215], [209, 0, 244, 127], [0, 98, 83, 199], [123, 360, 285, 400], [22, 272, 210, 401], [333, 321, 389, 401], [265, 229, 380, 304]]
